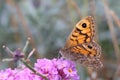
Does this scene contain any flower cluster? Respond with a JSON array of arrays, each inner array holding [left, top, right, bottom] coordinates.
[[0, 68, 33, 80], [34, 58, 80, 80], [0, 58, 80, 80]]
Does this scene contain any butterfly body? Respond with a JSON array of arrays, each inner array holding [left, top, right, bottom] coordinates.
[[60, 16, 103, 68]]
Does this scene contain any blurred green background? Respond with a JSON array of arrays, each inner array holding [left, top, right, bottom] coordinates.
[[0, 0, 120, 80]]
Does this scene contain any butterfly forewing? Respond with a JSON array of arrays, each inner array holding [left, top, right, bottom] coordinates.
[[64, 16, 95, 49]]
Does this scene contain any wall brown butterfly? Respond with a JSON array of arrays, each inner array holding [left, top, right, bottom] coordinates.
[[59, 16, 103, 69]]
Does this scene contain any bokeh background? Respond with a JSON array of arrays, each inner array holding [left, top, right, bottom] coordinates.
[[0, 0, 120, 80]]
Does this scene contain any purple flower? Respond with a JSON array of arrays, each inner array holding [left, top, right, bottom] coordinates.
[[13, 48, 24, 62], [14, 68, 34, 80], [34, 58, 59, 80], [34, 58, 80, 80], [0, 68, 34, 80], [0, 58, 80, 80], [0, 68, 15, 80], [63, 67, 80, 79]]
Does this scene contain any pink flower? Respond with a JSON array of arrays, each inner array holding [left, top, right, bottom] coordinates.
[[0, 58, 80, 80], [34, 58, 58, 80], [34, 58, 80, 80], [14, 68, 33, 80], [0, 68, 15, 80]]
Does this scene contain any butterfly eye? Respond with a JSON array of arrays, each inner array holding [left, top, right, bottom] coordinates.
[[87, 45, 92, 49], [82, 23, 87, 28]]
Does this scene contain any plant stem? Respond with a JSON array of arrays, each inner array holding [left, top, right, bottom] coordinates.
[[21, 59, 48, 80]]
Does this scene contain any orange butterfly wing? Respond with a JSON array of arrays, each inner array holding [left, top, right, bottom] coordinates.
[[60, 16, 103, 68], [64, 16, 95, 49]]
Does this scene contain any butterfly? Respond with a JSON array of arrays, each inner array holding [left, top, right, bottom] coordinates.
[[59, 16, 103, 69]]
